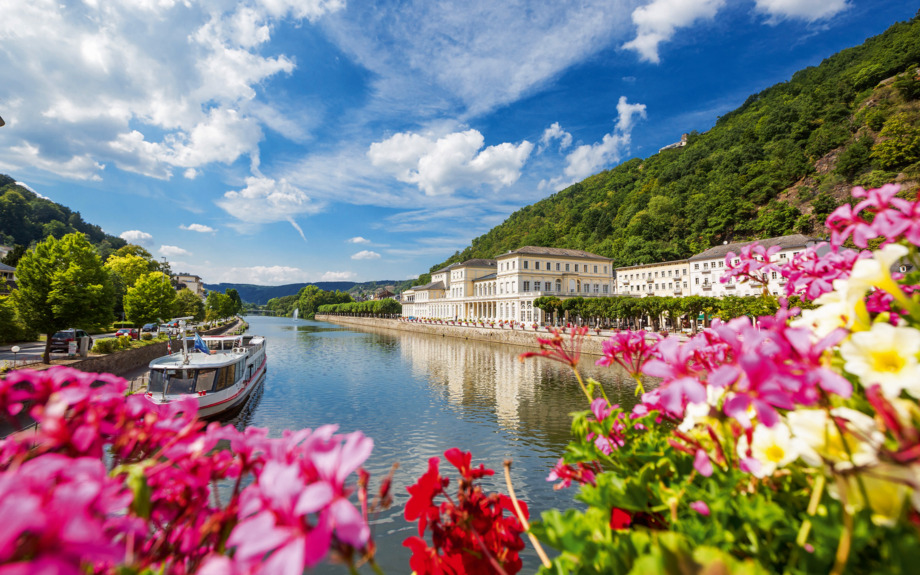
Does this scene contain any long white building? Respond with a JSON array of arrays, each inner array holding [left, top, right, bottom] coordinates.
[[402, 246, 614, 323]]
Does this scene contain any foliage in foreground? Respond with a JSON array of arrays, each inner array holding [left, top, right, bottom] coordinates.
[[5, 184, 920, 575]]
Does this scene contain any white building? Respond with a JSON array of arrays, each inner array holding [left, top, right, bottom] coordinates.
[[173, 273, 206, 298], [688, 234, 814, 297], [615, 259, 689, 297], [404, 246, 614, 323]]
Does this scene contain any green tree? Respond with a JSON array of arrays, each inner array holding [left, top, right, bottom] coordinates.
[[105, 253, 152, 289], [871, 112, 920, 170], [175, 288, 206, 322], [13, 233, 114, 362], [205, 291, 234, 321], [225, 288, 243, 316], [124, 272, 177, 326]]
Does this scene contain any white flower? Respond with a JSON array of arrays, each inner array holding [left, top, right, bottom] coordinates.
[[832, 464, 917, 527], [786, 408, 882, 471], [792, 278, 861, 338], [848, 243, 908, 296], [677, 385, 725, 433], [840, 322, 920, 399], [736, 422, 799, 478]]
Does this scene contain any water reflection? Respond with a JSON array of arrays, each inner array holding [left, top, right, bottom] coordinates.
[[238, 317, 645, 573]]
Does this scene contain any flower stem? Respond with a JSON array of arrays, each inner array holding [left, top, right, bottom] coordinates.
[[830, 506, 854, 575], [503, 459, 552, 569], [573, 368, 594, 404]]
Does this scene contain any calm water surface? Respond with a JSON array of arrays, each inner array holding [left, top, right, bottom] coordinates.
[[230, 316, 642, 572]]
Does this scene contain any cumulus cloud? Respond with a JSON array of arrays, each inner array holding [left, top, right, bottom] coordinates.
[[180, 223, 217, 233], [368, 129, 533, 196], [351, 250, 381, 260], [220, 265, 312, 285], [217, 176, 324, 239], [754, 0, 850, 23], [159, 245, 191, 257], [120, 230, 153, 246], [347, 236, 371, 244], [538, 122, 573, 153], [542, 96, 646, 190], [321, 271, 356, 281], [622, 0, 725, 63], [0, 0, 340, 182]]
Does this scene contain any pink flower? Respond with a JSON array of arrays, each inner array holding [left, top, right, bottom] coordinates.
[[596, 330, 659, 378], [689, 500, 710, 516], [693, 449, 713, 477]]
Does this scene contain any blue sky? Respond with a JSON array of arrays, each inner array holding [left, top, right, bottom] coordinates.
[[0, 0, 915, 285]]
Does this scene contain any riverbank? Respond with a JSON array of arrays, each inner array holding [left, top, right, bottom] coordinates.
[[314, 315, 672, 356]]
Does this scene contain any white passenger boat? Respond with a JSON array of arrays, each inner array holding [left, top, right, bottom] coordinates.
[[144, 333, 267, 419]]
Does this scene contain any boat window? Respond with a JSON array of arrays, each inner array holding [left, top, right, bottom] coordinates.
[[149, 370, 167, 393], [196, 369, 217, 392], [215, 364, 237, 391], [166, 369, 196, 395]]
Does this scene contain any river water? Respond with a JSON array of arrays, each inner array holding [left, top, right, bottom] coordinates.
[[230, 315, 642, 572]]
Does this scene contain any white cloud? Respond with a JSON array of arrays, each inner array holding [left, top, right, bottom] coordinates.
[[180, 223, 217, 233], [159, 245, 191, 257], [0, 0, 340, 181], [543, 96, 646, 190], [119, 230, 154, 246], [754, 0, 850, 23], [321, 271, 356, 281], [368, 129, 533, 196], [351, 250, 381, 260], [623, 0, 725, 63], [538, 122, 573, 153], [217, 176, 324, 239], [218, 265, 312, 285], [348, 236, 371, 244]]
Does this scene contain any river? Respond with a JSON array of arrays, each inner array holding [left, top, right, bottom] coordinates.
[[230, 315, 642, 573]]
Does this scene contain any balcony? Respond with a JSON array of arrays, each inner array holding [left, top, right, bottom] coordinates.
[[725, 284, 736, 289], [702, 284, 713, 291], [701, 269, 711, 274], [646, 278, 654, 283]]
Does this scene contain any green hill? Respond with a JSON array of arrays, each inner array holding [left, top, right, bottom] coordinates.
[[431, 15, 920, 271], [0, 175, 127, 260]]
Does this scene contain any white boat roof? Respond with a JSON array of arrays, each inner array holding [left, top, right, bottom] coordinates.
[[149, 335, 264, 370]]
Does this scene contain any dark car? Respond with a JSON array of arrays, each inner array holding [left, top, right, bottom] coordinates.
[[141, 323, 159, 333], [115, 328, 139, 340], [49, 329, 93, 353]]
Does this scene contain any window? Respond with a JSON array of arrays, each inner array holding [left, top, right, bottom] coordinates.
[[524, 260, 529, 269], [703, 262, 708, 269], [594, 283, 599, 293], [584, 283, 590, 293], [523, 281, 530, 291], [694, 263, 699, 270], [565, 263, 570, 272], [535, 261, 540, 270], [771, 271, 778, 280], [683, 269, 688, 275], [574, 264, 579, 272], [594, 265, 598, 273], [780, 253, 787, 259], [545, 281, 552, 291], [695, 278, 700, 285], [684, 281, 687, 288], [604, 266, 608, 273], [556, 263, 560, 271], [603, 285, 609, 293]]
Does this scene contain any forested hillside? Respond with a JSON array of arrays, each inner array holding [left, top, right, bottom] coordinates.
[[0, 174, 126, 261], [432, 15, 920, 271]]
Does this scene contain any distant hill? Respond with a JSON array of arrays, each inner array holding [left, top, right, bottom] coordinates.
[[429, 15, 920, 272], [205, 280, 401, 304], [0, 174, 127, 259]]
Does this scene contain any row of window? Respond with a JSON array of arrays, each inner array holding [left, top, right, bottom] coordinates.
[[624, 268, 688, 281], [501, 260, 609, 274]]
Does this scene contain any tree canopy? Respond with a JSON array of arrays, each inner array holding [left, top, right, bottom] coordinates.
[[13, 233, 114, 362], [124, 272, 177, 326]]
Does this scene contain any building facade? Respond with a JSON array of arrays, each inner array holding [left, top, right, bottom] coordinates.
[[615, 259, 689, 297], [173, 273, 206, 298], [688, 234, 813, 297], [403, 247, 614, 323]]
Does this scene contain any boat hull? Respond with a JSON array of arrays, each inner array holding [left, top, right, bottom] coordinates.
[[197, 355, 267, 419]]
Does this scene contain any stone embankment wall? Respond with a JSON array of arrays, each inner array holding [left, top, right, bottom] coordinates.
[[70, 319, 245, 377], [314, 315, 611, 357]]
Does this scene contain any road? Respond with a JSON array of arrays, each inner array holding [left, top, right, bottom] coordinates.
[[0, 333, 117, 364]]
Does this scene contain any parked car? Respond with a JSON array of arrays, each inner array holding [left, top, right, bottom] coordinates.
[[141, 323, 159, 333], [115, 328, 139, 340], [49, 329, 93, 353]]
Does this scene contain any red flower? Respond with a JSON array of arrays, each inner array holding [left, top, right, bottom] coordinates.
[[610, 507, 632, 530]]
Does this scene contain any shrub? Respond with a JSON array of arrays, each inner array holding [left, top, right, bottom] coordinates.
[[140, 332, 153, 341], [91, 339, 117, 354]]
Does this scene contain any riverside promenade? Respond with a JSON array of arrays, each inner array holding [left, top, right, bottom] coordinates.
[[314, 315, 678, 357]]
